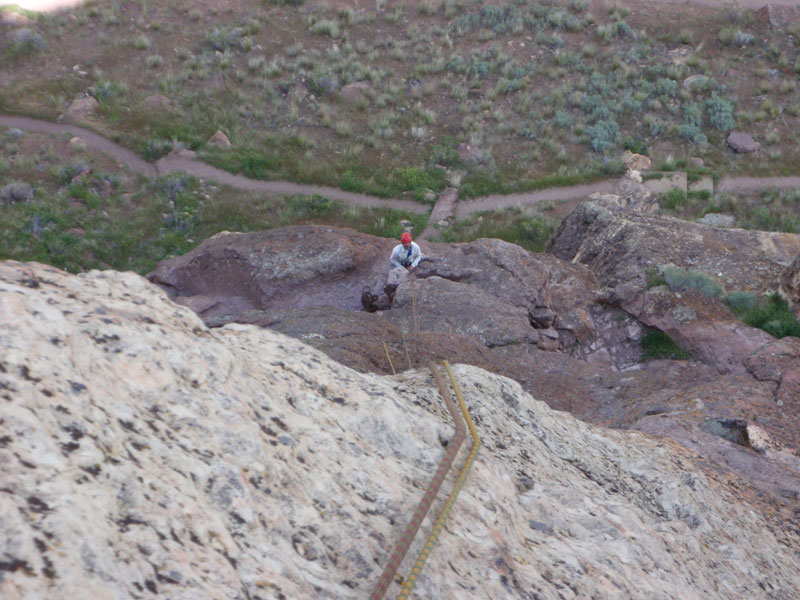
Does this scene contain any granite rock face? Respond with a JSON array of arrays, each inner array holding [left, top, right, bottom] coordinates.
[[2, 261, 799, 600], [547, 197, 800, 297]]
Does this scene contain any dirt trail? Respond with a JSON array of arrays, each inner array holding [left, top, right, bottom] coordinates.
[[1, 115, 157, 177], [3, 114, 800, 222], [455, 181, 620, 218], [0, 114, 427, 213]]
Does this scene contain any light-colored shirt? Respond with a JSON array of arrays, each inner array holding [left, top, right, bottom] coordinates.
[[389, 241, 422, 269]]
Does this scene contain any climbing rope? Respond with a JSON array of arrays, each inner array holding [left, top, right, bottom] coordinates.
[[410, 272, 420, 337], [368, 360, 466, 600], [371, 263, 480, 600], [383, 341, 397, 375], [396, 360, 480, 600]]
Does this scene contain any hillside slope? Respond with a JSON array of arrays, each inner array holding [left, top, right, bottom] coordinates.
[[1, 260, 798, 599]]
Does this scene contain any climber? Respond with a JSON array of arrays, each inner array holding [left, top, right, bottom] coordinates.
[[389, 232, 422, 272]]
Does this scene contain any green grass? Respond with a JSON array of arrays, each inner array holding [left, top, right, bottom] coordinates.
[[645, 267, 667, 289], [0, 167, 429, 275], [641, 330, 692, 360], [340, 165, 447, 202], [435, 208, 556, 252], [6, 0, 800, 197], [458, 159, 625, 198], [661, 265, 723, 298], [725, 293, 800, 339]]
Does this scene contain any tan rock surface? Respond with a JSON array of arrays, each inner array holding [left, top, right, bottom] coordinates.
[[2, 260, 799, 599]]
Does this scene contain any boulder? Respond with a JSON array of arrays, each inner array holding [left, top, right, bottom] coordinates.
[[143, 93, 171, 110], [4, 261, 800, 600], [206, 129, 232, 148], [1, 9, 32, 26], [611, 177, 659, 213], [547, 197, 800, 297], [727, 131, 760, 153], [626, 287, 774, 374], [63, 95, 99, 121], [744, 337, 800, 408], [754, 4, 800, 28], [620, 150, 651, 171], [387, 275, 535, 348], [698, 213, 735, 228], [148, 226, 395, 317], [537, 327, 560, 351]]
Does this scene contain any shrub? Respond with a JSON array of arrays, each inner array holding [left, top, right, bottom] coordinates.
[[133, 35, 151, 50], [705, 95, 736, 132], [623, 137, 648, 155], [723, 291, 757, 313], [655, 78, 678, 97], [553, 110, 573, 128], [88, 80, 127, 103], [728, 293, 800, 339], [661, 265, 723, 298], [585, 119, 620, 152], [683, 102, 703, 127], [660, 187, 687, 210], [677, 124, 707, 146], [645, 267, 666, 289], [311, 18, 341, 38], [641, 330, 692, 360], [307, 68, 338, 95]]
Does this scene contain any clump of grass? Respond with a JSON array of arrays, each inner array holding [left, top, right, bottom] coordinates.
[[436, 208, 556, 252], [661, 265, 723, 297], [133, 35, 151, 50], [641, 330, 692, 360], [726, 293, 800, 339], [645, 267, 667, 289], [660, 187, 688, 211], [311, 18, 341, 38]]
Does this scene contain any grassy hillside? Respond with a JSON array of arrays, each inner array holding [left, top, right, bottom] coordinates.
[[2, 0, 800, 197]]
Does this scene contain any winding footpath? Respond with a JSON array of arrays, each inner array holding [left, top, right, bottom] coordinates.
[[3, 114, 800, 238]]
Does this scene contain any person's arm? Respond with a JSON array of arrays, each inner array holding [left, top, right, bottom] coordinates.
[[410, 243, 422, 268], [389, 246, 402, 268]]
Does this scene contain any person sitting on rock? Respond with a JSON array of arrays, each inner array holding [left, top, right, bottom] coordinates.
[[389, 232, 422, 272]]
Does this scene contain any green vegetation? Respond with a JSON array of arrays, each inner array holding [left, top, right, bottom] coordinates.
[[645, 267, 667, 289], [661, 265, 723, 298], [0, 132, 427, 274], [725, 293, 800, 339], [3, 0, 800, 197], [434, 207, 556, 252], [640, 330, 692, 361], [658, 187, 800, 233]]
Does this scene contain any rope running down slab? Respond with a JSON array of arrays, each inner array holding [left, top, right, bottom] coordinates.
[[396, 360, 481, 600], [368, 360, 466, 600]]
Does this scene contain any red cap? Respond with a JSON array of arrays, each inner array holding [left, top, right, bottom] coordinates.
[[401, 232, 412, 243]]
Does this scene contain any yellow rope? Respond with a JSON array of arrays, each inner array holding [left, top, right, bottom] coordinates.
[[383, 341, 396, 375], [368, 361, 465, 600], [410, 272, 420, 336], [396, 361, 480, 600], [402, 333, 413, 370]]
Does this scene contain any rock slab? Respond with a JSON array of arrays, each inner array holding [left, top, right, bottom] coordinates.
[[2, 260, 800, 599]]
